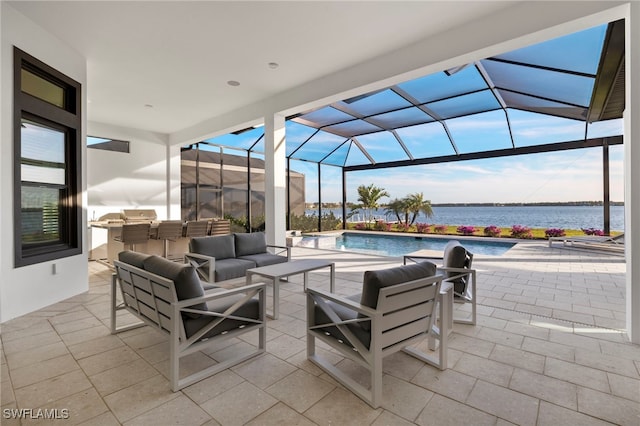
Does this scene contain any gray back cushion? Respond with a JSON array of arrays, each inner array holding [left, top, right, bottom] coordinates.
[[234, 232, 267, 257], [359, 261, 437, 331], [442, 240, 472, 293], [143, 255, 206, 318], [443, 240, 468, 268], [190, 235, 236, 260], [118, 250, 152, 269], [360, 261, 437, 310]]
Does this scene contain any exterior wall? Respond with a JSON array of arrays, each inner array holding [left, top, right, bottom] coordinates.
[[87, 121, 172, 220], [0, 3, 88, 322], [625, 1, 639, 343]]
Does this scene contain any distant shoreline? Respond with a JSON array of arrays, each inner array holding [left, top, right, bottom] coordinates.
[[308, 201, 624, 209], [430, 201, 624, 207]]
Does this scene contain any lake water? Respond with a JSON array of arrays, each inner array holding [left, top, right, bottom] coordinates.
[[308, 205, 625, 231]]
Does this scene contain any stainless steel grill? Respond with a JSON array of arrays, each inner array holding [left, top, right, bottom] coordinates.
[[122, 209, 157, 223]]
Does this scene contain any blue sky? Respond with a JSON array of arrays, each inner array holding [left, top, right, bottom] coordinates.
[[292, 146, 624, 204], [290, 117, 624, 204]]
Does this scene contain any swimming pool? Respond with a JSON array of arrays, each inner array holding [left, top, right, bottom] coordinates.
[[300, 232, 515, 257]]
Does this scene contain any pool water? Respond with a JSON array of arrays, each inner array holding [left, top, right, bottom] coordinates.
[[304, 233, 515, 257]]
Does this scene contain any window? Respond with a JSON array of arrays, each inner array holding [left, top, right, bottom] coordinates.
[[14, 47, 82, 267]]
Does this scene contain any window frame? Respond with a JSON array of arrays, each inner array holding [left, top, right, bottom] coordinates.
[[13, 47, 82, 267]]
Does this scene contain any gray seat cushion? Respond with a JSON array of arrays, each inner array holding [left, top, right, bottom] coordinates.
[[118, 250, 152, 269], [234, 232, 267, 257], [238, 253, 288, 267], [143, 255, 206, 318], [190, 235, 236, 260], [214, 258, 256, 281], [442, 240, 472, 294], [359, 261, 437, 331], [183, 294, 261, 340], [312, 294, 371, 349]]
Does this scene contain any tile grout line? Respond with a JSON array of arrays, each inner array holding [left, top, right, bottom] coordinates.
[[482, 303, 626, 334]]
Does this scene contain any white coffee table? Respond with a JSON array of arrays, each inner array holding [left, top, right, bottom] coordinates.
[[246, 259, 335, 319]]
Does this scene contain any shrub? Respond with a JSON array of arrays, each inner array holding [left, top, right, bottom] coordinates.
[[374, 220, 391, 231], [582, 227, 604, 236], [433, 225, 447, 234], [510, 224, 533, 239], [483, 225, 501, 237], [289, 212, 342, 232], [456, 225, 475, 236], [396, 222, 411, 232], [355, 222, 366, 230], [415, 223, 431, 234], [545, 228, 566, 238]]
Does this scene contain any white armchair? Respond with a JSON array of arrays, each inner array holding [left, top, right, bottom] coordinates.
[[405, 240, 476, 325], [306, 262, 447, 408]]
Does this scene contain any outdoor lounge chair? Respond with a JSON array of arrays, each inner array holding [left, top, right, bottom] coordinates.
[[306, 261, 447, 408], [548, 232, 624, 251]]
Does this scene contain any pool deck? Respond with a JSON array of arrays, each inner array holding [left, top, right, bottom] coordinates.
[[1, 241, 637, 425]]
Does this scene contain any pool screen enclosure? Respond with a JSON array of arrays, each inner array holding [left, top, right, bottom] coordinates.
[[193, 20, 625, 234]]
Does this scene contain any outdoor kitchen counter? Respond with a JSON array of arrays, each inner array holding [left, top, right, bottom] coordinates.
[[89, 221, 190, 265]]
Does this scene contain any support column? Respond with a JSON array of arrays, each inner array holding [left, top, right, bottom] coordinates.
[[264, 114, 287, 247], [625, 1, 640, 344], [317, 163, 322, 231], [342, 169, 347, 230], [167, 144, 182, 220], [603, 142, 610, 236]]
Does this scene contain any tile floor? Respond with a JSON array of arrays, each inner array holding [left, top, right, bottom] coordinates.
[[1, 241, 639, 425]]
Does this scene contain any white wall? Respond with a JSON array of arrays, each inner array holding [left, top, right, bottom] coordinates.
[[1, 3, 88, 322], [87, 121, 176, 221]]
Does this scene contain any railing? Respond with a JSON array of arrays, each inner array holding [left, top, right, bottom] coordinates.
[[346, 213, 387, 223]]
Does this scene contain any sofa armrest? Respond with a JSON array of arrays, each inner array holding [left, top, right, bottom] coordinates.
[[175, 282, 267, 308], [267, 244, 291, 261], [185, 252, 216, 283]]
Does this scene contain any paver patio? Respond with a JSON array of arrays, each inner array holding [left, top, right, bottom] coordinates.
[[1, 241, 638, 425]]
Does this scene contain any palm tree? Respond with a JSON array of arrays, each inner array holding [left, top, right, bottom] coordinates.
[[384, 198, 406, 224], [404, 192, 434, 225], [356, 184, 389, 228]]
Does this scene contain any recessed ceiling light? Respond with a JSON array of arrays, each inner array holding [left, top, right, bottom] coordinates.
[[268, 62, 279, 69], [227, 80, 240, 87], [144, 104, 154, 108]]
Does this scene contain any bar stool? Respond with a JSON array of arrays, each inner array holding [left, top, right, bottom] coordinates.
[[114, 223, 151, 252], [152, 220, 184, 258], [209, 219, 231, 235], [183, 220, 209, 238]]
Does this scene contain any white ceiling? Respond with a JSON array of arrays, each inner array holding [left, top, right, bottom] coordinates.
[[9, 1, 518, 136]]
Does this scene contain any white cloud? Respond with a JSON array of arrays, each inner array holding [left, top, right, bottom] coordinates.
[[305, 147, 623, 204]]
